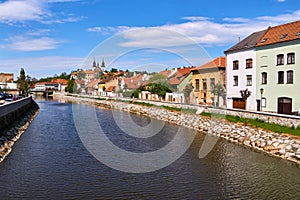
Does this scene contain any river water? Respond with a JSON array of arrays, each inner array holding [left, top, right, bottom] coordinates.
[[0, 100, 300, 199]]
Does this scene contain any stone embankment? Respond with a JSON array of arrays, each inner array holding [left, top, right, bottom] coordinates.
[[0, 97, 39, 164], [58, 94, 300, 166]]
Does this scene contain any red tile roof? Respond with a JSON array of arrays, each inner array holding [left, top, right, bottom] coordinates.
[[51, 78, 68, 85], [193, 56, 226, 71], [105, 86, 115, 92], [159, 70, 173, 78], [169, 67, 195, 85], [256, 20, 300, 47], [87, 79, 100, 88], [123, 74, 145, 89]]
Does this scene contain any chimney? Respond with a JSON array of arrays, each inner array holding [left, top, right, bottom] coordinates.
[[238, 37, 241, 42]]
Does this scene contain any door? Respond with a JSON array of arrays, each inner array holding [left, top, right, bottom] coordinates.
[[278, 97, 292, 114], [233, 98, 246, 109], [257, 100, 261, 111]]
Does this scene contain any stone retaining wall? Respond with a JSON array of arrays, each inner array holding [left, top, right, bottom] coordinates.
[[57, 94, 300, 166], [0, 97, 39, 163]]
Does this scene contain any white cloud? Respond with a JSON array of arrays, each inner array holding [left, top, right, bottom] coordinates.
[[0, 0, 82, 24], [1, 36, 63, 51], [88, 9, 300, 48], [0, 0, 45, 23], [87, 26, 131, 35], [181, 16, 213, 21], [222, 17, 250, 23], [278, 0, 286, 2]]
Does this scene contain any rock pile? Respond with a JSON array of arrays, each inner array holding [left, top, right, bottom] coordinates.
[[0, 106, 39, 164], [61, 95, 300, 165]]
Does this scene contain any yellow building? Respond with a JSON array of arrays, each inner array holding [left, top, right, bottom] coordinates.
[[191, 56, 226, 106]]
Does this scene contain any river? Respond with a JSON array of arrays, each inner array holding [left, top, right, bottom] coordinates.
[[0, 99, 300, 199]]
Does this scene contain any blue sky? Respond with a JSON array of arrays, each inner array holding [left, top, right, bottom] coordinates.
[[0, 0, 300, 78]]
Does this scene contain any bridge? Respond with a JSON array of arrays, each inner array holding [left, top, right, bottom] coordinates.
[[28, 89, 54, 97]]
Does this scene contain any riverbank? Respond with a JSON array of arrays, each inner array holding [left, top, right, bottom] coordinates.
[[0, 98, 39, 164], [55, 93, 300, 166]]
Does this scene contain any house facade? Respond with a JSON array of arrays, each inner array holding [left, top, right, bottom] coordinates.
[[191, 57, 226, 106], [256, 20, 300, 114], [225, 30, 267, 110]]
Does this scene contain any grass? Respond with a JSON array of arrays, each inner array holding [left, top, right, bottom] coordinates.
[[162, 105, 197, 114], [130, 101, 155, 107], [200, 112, 300, 136]]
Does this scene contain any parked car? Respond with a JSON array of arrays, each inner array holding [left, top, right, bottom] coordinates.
[[4, 93, 13, 102], [0, 92, 5, 100]]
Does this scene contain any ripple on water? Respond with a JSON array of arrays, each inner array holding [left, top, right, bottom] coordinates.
[[0, 100, 300, 199]]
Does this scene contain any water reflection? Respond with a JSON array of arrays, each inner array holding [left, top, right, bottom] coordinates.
[[0, 100, 299, 199]]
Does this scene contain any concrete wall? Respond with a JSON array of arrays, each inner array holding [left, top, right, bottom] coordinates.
[[0, 97, 39, 131]]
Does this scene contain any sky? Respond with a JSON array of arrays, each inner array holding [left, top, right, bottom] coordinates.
[[0, 0, 300, 79]]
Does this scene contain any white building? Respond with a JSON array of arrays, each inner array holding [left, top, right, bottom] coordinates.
[[225, 30, 267, 110]]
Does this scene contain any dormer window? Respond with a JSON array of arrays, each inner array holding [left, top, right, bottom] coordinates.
[[261, 38, 268, 43], [280, 34, 288, 39], [297, 32, 300, 36]]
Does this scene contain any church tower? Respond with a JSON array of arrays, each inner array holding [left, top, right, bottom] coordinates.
[[101, 58, 106, 71]]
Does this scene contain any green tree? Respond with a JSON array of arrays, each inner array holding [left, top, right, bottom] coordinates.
[[110, 68, 118, 73], [211, 83, 225, 107], [132, 83, 172, 99], [65, 79, 76, 93], [183, 83, 193, 104], [77, 70, 86, 80], [147, 73, 171, 89], [17, 68, 28, 96]]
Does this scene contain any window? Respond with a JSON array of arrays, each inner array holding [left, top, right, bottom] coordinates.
[[233, 76, 238, 86], [280, 34, 288, 39], [246, 59, 253, 69], [210, 78, 215, 91], [233, 60, 239, 70], [261, 56, 268, 67], [246, 75, 252, 86], [203, 79, 207, 90], [195, 79, 199, 91], [287, 70, 294, 84], [261, 38, 268, 43], [277, 54, 284, 65], [261, 72, 267, 85], [287, 53, 295, 64], [278, 71, 284, 84]]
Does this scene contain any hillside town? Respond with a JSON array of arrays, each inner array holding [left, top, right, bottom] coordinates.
[[1, 20, 300, 116]]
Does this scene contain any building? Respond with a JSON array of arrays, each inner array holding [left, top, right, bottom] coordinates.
[[191, 57, 226, 106], [225, 29, 267, 110], [51, 79, 68, 92], [166, 67, 195, 103], [0, 73, 14, 83], [256, 20, 300, 114], [34, 82, 59, 91]]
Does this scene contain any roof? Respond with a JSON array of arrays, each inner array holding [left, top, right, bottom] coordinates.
[[159, 70, 173, 78], [105, 86, 115, 92], [51, 78, 68, 85], [123, 74, 144, 89], [87, 79, 100, 88], [169, 67, 195, 85], [193, 56, 226, 71], [256, 20, 300, 47], [225, 29, 267, 53], [35, 82, 59, 86], [75, 80, 85, 85], [84, 70, 95, 75]]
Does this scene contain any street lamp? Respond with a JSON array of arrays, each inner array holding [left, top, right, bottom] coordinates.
[[260, 88, 264, 112]]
